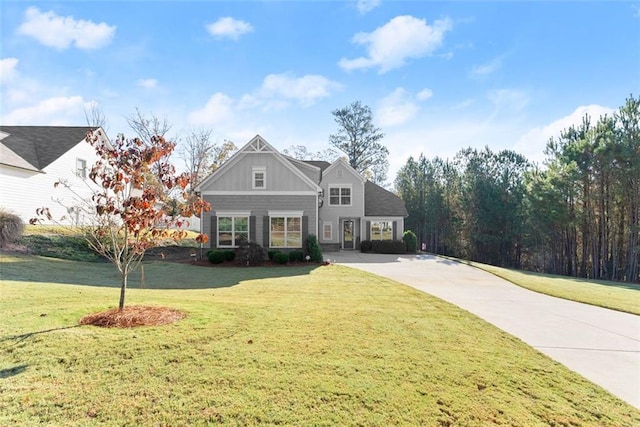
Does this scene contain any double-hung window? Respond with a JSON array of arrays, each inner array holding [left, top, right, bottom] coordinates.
[[328, 185, 351, 206], [371, 221, 393, 241], [217, 214, 249, 247], [76, 158, 87, 178], [269, 212, 302, 248], [253, 167, 266, 189]]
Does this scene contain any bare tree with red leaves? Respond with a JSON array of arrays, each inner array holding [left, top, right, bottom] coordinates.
[[33, 129, 210, 310]]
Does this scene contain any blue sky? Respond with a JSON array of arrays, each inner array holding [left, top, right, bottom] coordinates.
[[1, 1, 638, 183]]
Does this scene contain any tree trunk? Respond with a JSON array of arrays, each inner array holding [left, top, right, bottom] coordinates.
[[119, 265, 128, 310]]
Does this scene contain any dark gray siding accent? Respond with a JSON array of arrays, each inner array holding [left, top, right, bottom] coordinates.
[[366, 221, 371, 240], [263, 216, 270, 248], [302, 216, 308, 243], [393, 221, 398, 240], [250, 216, 256, 242], [210, 216, 218, 249]]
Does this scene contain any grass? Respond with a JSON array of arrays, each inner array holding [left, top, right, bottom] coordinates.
[[1, 254, 639, 426], [450, 258, 640, 315]]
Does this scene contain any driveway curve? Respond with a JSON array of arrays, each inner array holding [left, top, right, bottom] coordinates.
[[327, 251, 640, 408]]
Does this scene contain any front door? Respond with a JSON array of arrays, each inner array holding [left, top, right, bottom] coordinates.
[[342, 219, 355, 250]]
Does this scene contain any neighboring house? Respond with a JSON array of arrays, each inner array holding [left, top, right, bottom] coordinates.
[[195, 135, 408, 252], [0, 126, 108, 225]]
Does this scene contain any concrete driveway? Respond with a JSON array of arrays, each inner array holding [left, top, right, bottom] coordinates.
[[326, 251, 640, 408]]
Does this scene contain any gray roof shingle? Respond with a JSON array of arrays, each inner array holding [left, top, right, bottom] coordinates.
[[0, 126, 93, 171], [364, 181, 408, 217]]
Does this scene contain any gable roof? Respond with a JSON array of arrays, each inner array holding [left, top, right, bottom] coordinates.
[[0, 126, 94, 171], [364, 181, 408, 217], [323, 157, 366, 183], [195, 135, 321, 192]]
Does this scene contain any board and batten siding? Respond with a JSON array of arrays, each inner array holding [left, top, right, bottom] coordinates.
[[210, 153, 316, 192], [202, 194, 317, 248], [318, 162, 365, 244], [0, 140, 101, 224]]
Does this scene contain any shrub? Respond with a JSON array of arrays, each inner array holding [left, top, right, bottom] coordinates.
[[235, 240, 265, 266], [288, 250, 304, 262], [223, 250, 235, 262], [360, 240, 373, 253], [0, 209, 24, 248], [274, 252, 289, 265], [403, 230, 418, 253], [370, 240, 406, 254], [207, 250, 226, 264], [268, 250, 280, 261], [304, 234, 323, 262]]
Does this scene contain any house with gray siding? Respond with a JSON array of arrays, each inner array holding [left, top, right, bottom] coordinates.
[[196, 135, 408, 252]]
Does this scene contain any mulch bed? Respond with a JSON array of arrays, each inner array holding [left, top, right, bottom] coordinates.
[[79, 306, 186, 328]]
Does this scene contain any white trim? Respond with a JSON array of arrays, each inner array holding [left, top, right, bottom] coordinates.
[[268, 210, 304, 216], [201, 190, 318, 196], [216, 210, 251, 216]]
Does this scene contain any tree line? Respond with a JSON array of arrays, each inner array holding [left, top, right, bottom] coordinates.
[[395, 95, 639, 283]]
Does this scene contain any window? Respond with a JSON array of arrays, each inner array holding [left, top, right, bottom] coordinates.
[[371, 221, 393, 241], [329, 185, 351, 206], [76, 158, 87, 178], [270, 215, 302, 248], [253, 167, 266, 189], [323, 222, 332, 240], [217, 216, 249, 247]]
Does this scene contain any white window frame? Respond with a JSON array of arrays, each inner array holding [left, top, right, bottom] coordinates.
[[328, 184, 352, 206], [323, 222, 332, 240], [76, 158, 87, 178], [216, 212, 250, 248], [370, 220, 393, 241], [252, 166, 266, 190], [268, 210, 303, 248]]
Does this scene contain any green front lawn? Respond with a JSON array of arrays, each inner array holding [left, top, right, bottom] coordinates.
[[458, 259, 640, 315], [1, 255, 638, 425]]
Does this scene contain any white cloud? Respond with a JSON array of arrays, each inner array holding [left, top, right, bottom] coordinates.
[[451, 98, 475, 110], [514, 104, 615, 165], [137, 78, 158, 89], [0, 57, 19, 85], [17, 7, 116, 50], [377, 88, 420, 127], [470, 57, 503, 78], [206, 17, 254, 40], [1, 96, 87, 125], [339, 15, 452, 74], [187, 93, 235, 126], [416, 88, 433, 101], [487, 89, 529, 113], [357, 0, 381, 14], [255, 73, 342, 108]]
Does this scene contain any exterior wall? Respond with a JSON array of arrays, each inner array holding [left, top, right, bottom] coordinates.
[[210, 153, 315, 192], [318, 162, 365, 248], [0, 140, 101, 224], [202, 194, 317, 249]]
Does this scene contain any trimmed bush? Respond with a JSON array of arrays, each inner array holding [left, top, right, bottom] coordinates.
[[273, 252, 289, 265], [288, 250, 304, 262], [268, 250, 280, 261], [207, 250, 226, 264], [360, 240, 373, 253], [0, 209, 24, 248], [403, 230, 418, 253], [223, 250, 235, 262], [305, 234, 323, 262], [235, 240, 265, 266], [370, 240, 406, 254]]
